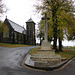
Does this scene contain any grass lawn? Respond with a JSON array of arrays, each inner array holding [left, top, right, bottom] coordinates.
[[29, 47, 75, 60], [64, 46, 75, 50], [56, 49, 75, 59], [29, 47, 41, 55], [0, 43, 30, 48]]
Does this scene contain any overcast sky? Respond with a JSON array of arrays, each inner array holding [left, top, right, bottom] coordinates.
[[1, 0, 41, 26], [1, 0, 75, 46]]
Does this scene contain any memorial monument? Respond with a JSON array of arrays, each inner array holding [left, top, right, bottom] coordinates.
[[31, 13, 61, 67]]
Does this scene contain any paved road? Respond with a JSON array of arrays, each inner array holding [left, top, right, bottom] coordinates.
[[0, 46, 75, 75]]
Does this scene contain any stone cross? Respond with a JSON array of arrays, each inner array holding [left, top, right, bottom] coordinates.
[[42, 13, 50, 41]]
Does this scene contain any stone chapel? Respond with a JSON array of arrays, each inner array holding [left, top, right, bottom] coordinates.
[[0, 18, 36, 45]]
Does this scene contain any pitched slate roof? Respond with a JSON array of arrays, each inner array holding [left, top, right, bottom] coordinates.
[[7, 19, 26, 34]]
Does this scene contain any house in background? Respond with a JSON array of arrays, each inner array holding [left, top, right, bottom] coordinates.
[[0, 17, 36, 45]]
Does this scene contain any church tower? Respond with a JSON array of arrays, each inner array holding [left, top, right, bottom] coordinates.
[[26, 18, 36, 45]]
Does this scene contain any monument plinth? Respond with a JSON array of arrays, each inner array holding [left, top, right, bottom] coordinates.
[[31, 13, 61, 67], [41, 40, 51, 50]]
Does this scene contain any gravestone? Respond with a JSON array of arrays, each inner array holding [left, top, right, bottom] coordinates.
[[31, 13, 61, 67]]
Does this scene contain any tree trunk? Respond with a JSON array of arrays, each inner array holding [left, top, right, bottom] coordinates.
[[40, 36, 41, 46], [59, 37, 63, 52], [52, 7, 58, 52], [53, 27, 58, 52]]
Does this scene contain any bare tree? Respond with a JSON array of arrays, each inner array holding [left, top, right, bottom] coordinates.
[[0, 0, 7, 33], [0, 0, 7, 16]]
